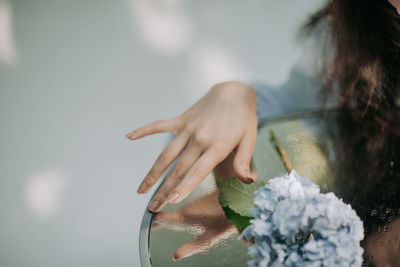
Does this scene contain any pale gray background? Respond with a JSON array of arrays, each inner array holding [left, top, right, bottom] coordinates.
[[0, 0, 323, 266]]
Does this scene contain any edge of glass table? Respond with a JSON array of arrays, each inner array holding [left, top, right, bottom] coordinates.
[[138, 108, 338, 267]]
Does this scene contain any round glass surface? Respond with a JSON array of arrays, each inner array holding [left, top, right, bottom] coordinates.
[[140, 111, 400, 266]]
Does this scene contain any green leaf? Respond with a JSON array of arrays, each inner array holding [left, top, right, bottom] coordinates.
[[222, 206, 252, 230], [217, 178, 265, 217]]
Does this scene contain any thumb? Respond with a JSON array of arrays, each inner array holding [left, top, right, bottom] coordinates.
[[233, 126, 257, 184]]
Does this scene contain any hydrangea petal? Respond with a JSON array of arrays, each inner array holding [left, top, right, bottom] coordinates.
[[240, 170, 364, 266]]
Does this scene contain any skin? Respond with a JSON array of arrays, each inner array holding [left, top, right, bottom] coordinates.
[[127, 0, 399, 214], [389, 0, 400, 14], [126, 81, 258, 212]]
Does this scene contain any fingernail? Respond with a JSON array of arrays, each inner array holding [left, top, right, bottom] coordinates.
[[126, 130, 136, 139], [137, 181, 147, 194], [246, 170, 254, 183], [167, 192, 179, 203], [149, 200, 160, 211]]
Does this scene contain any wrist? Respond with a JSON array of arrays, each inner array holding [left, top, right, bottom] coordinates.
[[210, 81, 256, 103], [211, 81, 253, 92]]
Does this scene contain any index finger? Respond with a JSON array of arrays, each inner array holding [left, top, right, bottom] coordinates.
[[167, 148, 226, 203], [126, 118, 179, 140]]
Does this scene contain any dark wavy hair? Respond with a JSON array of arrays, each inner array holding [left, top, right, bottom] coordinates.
[[305, 0, 400, 184], [305, 0, 400, 235], [306, 0, 400, 120]]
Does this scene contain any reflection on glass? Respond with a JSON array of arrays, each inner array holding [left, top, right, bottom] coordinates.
[[149, 173, 250, 267], [149, 111, 400, 266], [152, 191, 237, 261]]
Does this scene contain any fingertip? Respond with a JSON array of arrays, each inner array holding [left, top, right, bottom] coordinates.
[[127, 136, 139, 141], [244, 176, 254, 184], [173, 250, 186, 261], [237, 175, 253, 184], [166, 191, 180, 203], [151, 222, 160, 230], [244, 170, 254, 183], [137, 181, 148, 194], [148, 196, 169, 212], [126, 134, 136, 140], [234, 167, 253, 184], [148, 200, 160, 212], [169, 191, 186, 204], [153, 211, 166, 221], [127, 127, 144, 140], [173, 252, 180, 261], [174, 242, 198, 261], [126, 129, 136, 135]]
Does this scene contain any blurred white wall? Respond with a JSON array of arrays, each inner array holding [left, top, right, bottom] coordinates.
[[0, 0, 323, 266]]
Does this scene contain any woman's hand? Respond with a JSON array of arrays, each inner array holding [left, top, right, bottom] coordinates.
[[126, 81, 258, 212]]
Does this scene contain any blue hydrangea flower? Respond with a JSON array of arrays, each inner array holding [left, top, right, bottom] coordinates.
[[241, 170, 364, 267]]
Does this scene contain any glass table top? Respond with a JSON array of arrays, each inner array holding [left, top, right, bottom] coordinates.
[[140, 111, 400, 266]]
